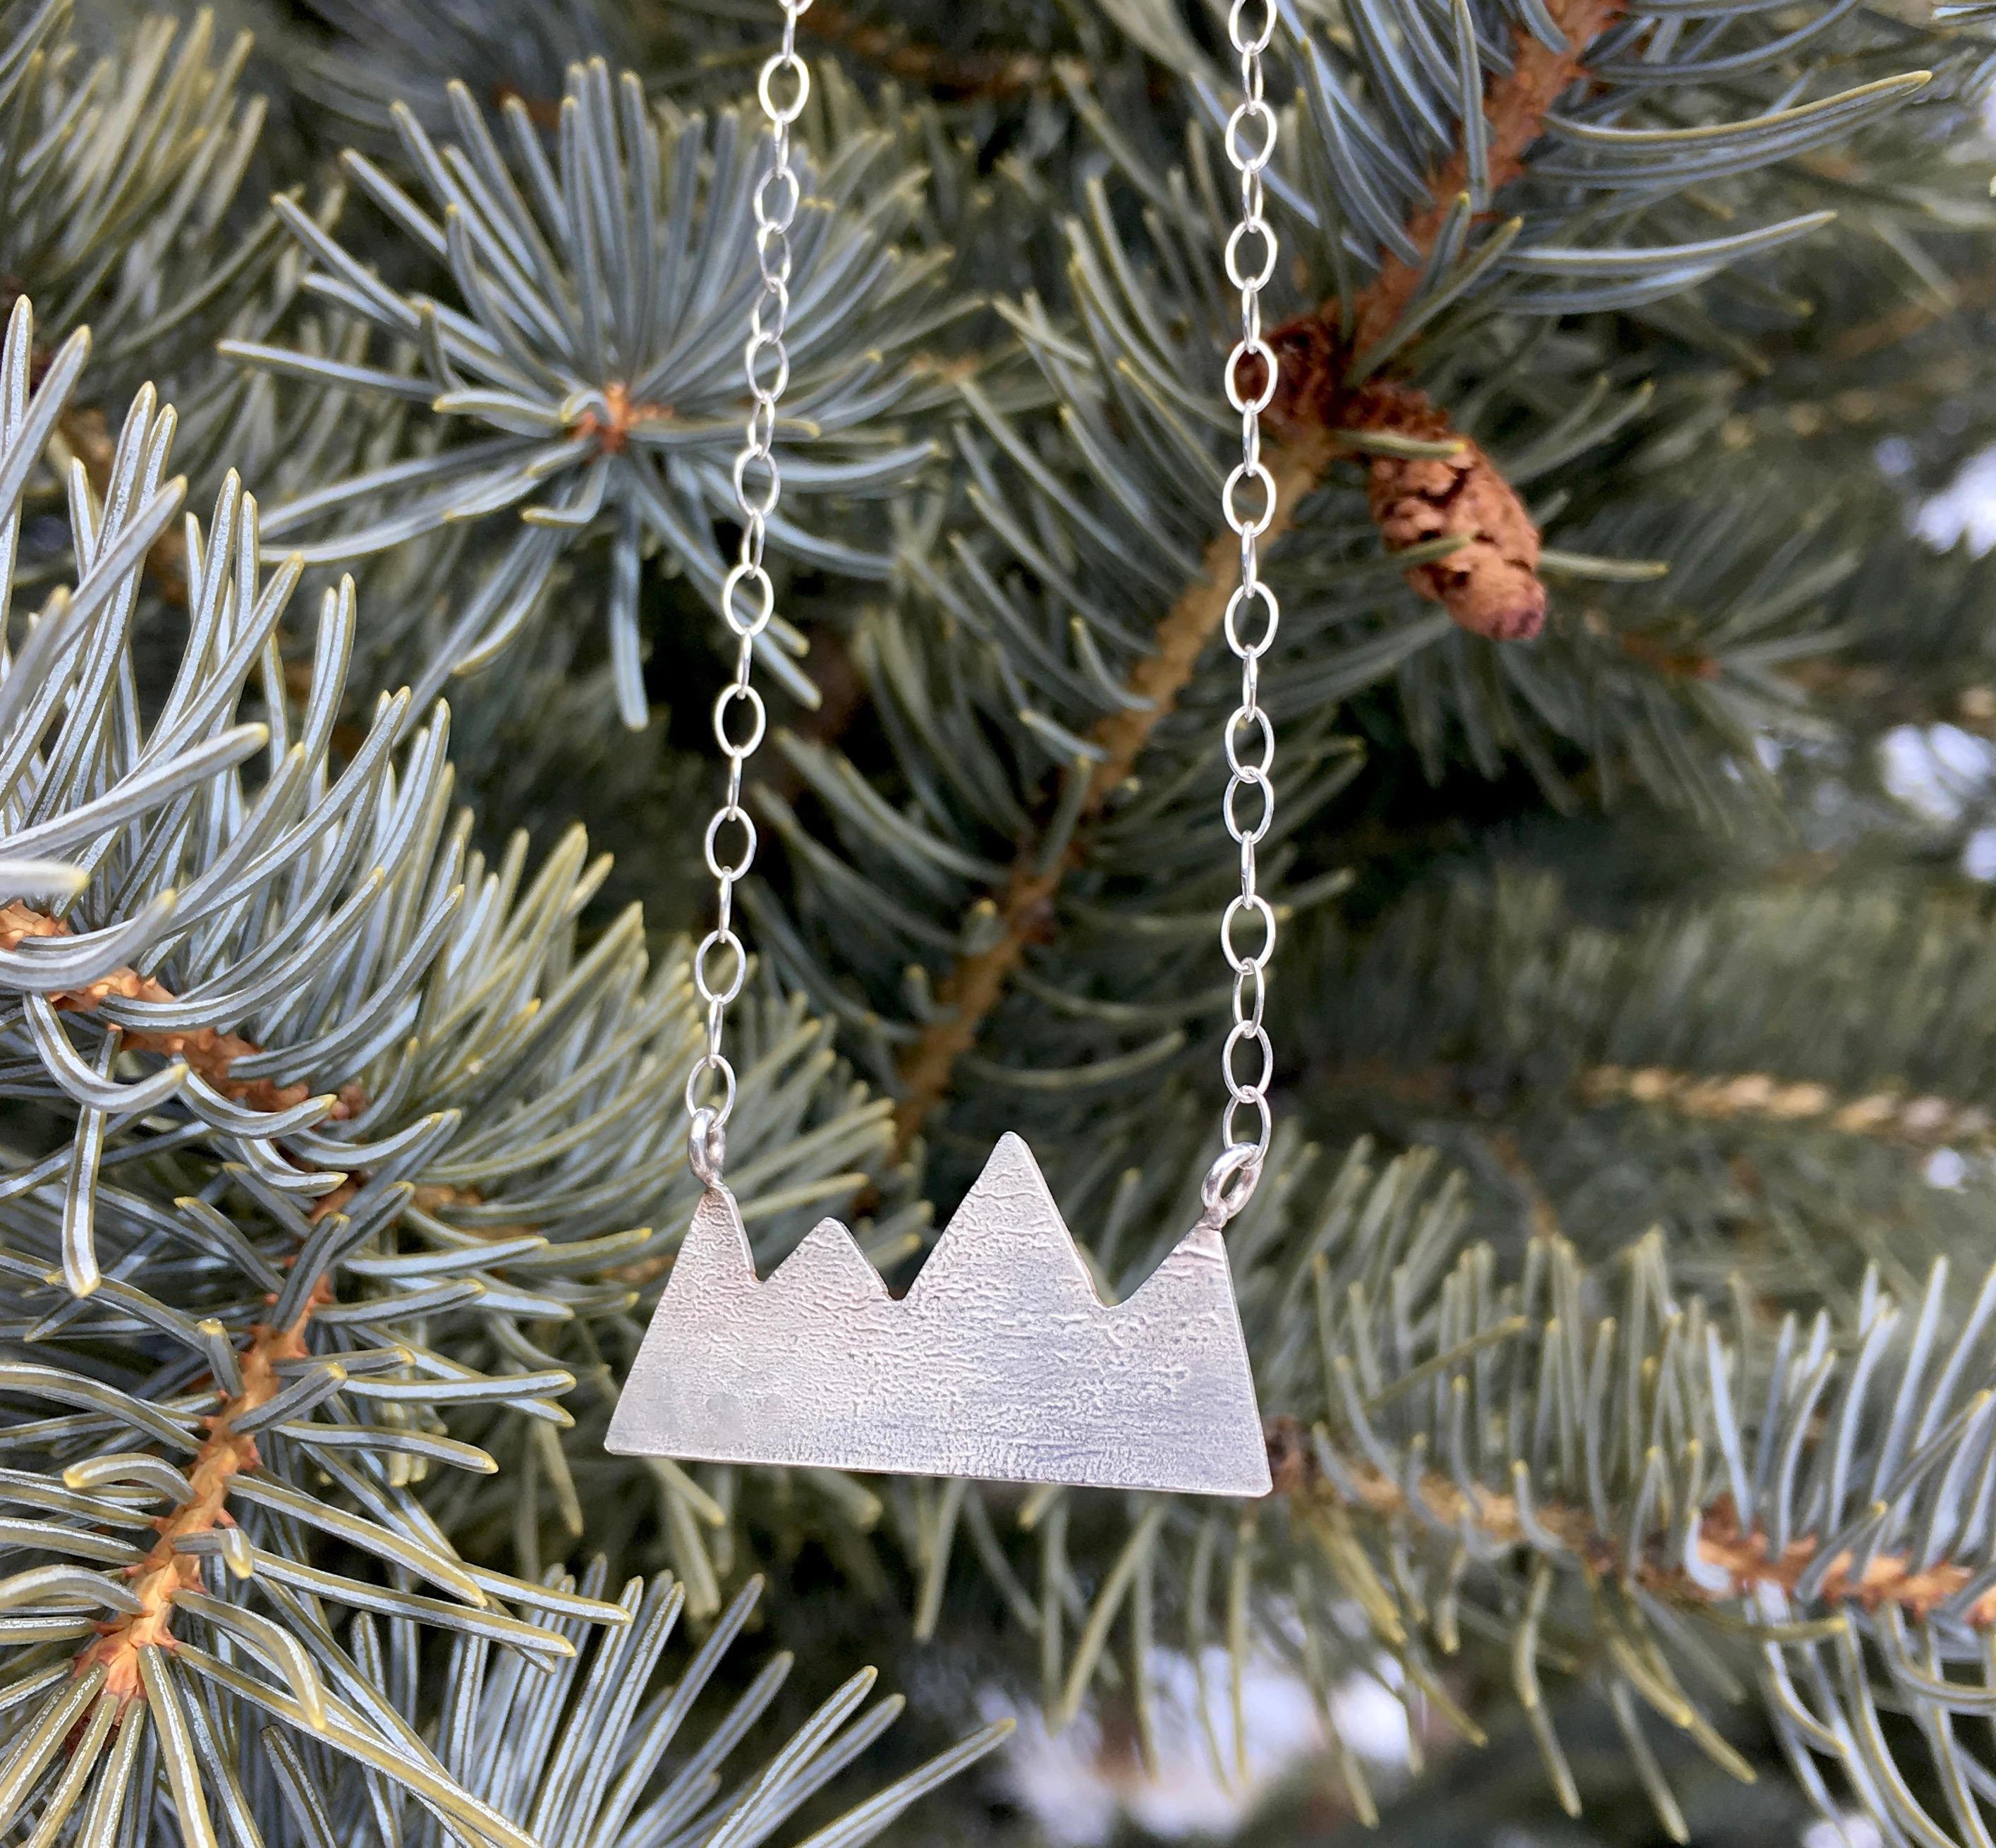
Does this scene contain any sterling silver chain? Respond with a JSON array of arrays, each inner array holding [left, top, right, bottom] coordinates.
[[686, 0, 814, 1183], [1207, 0, 1282, 1223], [692, 0, 1280, 1211]]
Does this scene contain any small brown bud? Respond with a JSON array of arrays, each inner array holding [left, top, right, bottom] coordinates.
[[1265, 1414, 1318, 1497]]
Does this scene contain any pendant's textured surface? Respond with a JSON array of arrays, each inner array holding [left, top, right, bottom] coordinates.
[[607, 1133, 1270, 1495]]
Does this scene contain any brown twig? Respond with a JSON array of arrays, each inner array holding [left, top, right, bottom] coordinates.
[[1, 904, 360, 1118], [568, 382, 671, 456], [1596, 619, 1718, 681], [799, 1, 1054, 100], [77, 1280, 331, 1701], [1582, 1062, 1992, 1146], [890, 427, 1334, 1150], [1270, 1416, 1996, 1626], [16, 899, 380, 1692], [1308, 1053, 1992, 1150], [889, 0, 1620, 1153], [1827, 260, 1996, 363], [1349, 0, 1627, 353]]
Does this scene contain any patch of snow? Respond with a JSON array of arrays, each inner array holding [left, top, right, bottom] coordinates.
[[981, 1646, 1408, 1843]]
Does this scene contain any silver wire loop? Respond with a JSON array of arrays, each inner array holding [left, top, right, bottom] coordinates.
[[1202, 1141, 1264, 1222], [1224, 220, 1279, 291], [1225, 340, 1279, 414], [692, 930, 748, 1007], [684, 1050, 739, 1123], [705, 806, 757, 880], [714, 683, 767, 757], [689, 1107, 728, 1186], [1224, 706, 1275, 777], [1224, 101, 1278, 169], [1214, 0, 1281, 1214], [1224, 579, 1279, 652], [1222, 463, 1277, 536], [686, 0, 815, 1176], [1229, 0, 1279, 52]]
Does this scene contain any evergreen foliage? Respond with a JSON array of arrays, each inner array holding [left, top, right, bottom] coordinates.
[[5, 0, 1996, 1842]]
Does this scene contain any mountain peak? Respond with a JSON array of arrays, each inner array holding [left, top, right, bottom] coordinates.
[[904, 1131, 1102, 1314], [608, 1133, 1270, 1495], [765, 1217, 890, 1307]]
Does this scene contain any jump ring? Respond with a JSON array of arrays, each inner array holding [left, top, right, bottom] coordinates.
[[1224, 579, 1280, 655], [754, 166, 802, 228], [1232, 961, 1267, 1029], [1224, 220, 1279, 292], [1202, 1137, 1265, 1221], [1220, 1093, 1274, 1160], [1222, 893, 1277, 971], [1229, 0, 1277, 50], [1224, 705, 1275, 778], [1225, 339, 1278, 415], [1223, 1020, 1274, 1096], [1223, 772, 1274, 846], [714, 682, 767, 758], [759, 52, 810, 122], [734, 449, 781, 518], [1222, 461, 1277, 537], [1225, 99, 1278, 169], [745, 339, 791, 403], [684, 1053, 739, 1127], [705, 806, 758, 881], [721, 562, 774, 637], [693, 928, 748, 1007]]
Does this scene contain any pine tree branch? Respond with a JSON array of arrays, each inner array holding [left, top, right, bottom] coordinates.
[[1827, 260, 1996, 361], [0, 904, 359, 1118], [1350, 0, 1626, 352], [1272, 1418, 1996, 1628], [1581, 1063, 1993, 1146], [73, 1282, 331, 1703], [891, 425, 1332, 1150], [0, 300, 192, 605], [890, 0, 1619, 1151], [1310, 1053, 1993, 1149]]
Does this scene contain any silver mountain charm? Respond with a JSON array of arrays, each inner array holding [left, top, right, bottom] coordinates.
[[607, 1133, 1271, 1496]]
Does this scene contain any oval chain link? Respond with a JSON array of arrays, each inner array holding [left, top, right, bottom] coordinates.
[[1205, 0, 1281, 1224], [686, 0, 813, 1181]]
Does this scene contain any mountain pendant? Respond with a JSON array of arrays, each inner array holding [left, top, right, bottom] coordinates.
[[607, 1133, 1271, 1496]]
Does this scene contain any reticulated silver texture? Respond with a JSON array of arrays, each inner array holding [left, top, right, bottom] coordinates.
[[607, 1135, 1272, 1495]]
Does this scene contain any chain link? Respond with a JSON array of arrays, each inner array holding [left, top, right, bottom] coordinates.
[[1205, 0, 1282, 1225], [686, 0, 814, 1182]]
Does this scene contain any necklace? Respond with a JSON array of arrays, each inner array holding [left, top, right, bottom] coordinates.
[[607, 0, 1282, 1497]]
